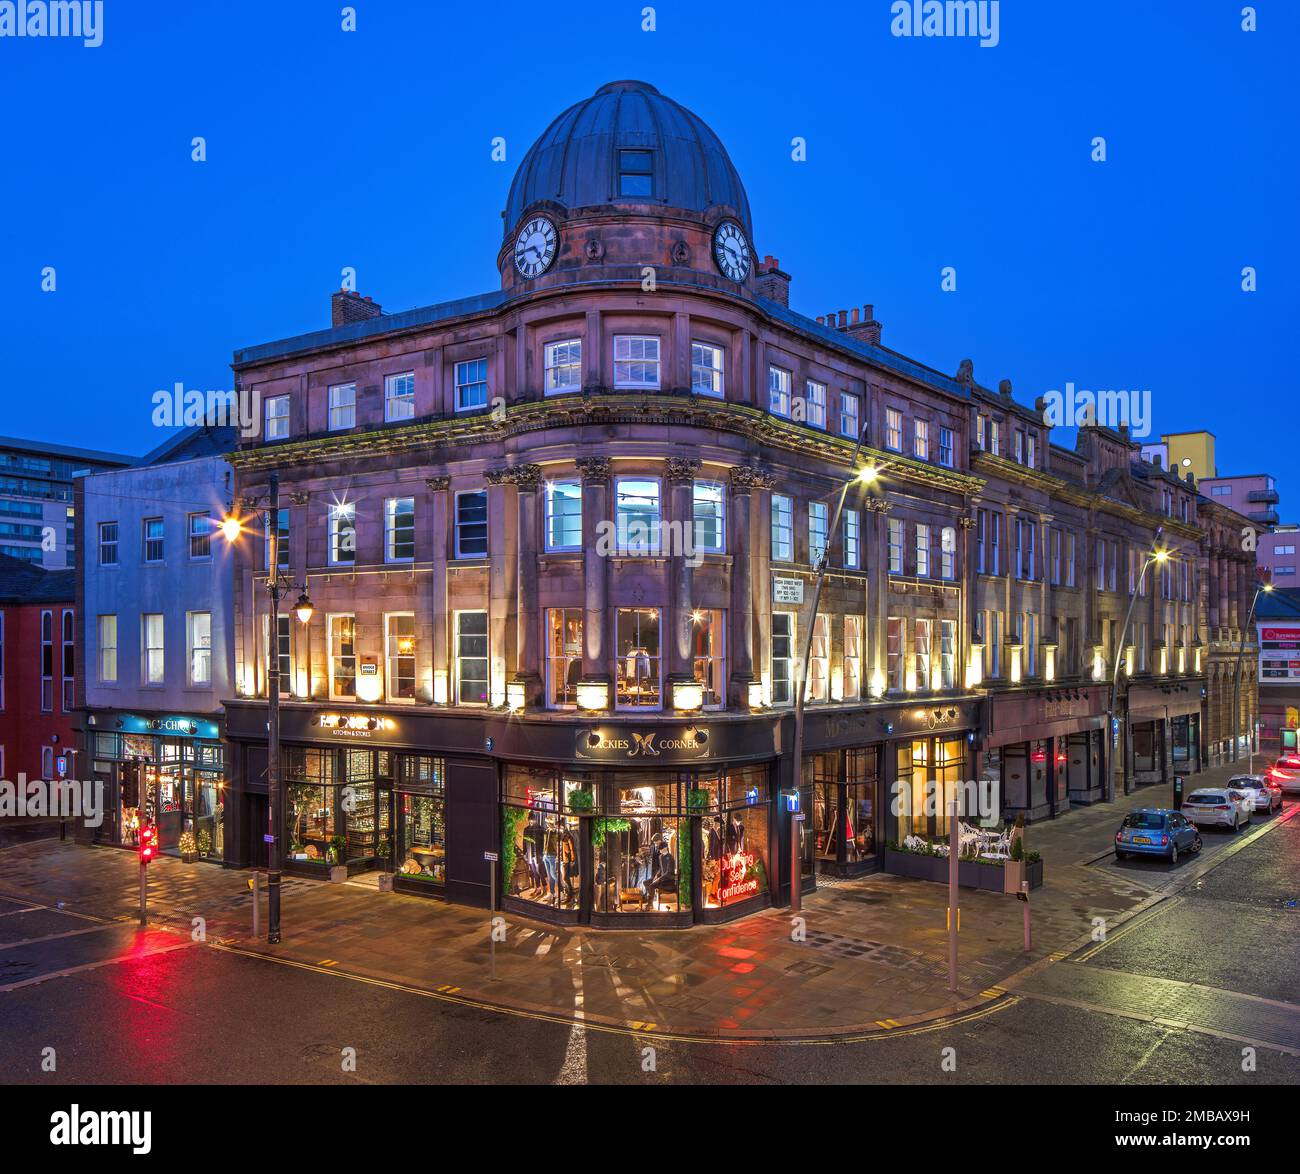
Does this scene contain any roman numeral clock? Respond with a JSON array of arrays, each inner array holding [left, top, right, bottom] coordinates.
[[513, 215, 558, 278]]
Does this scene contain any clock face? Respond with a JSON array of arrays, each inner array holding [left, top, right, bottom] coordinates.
[[713, 220, 750, 281], [513, 216, 558, 278]]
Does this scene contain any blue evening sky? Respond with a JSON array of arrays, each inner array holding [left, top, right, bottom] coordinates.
[[1, 1, 1294, 507]]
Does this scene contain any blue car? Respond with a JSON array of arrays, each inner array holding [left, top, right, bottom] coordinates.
[[1114, 808, 1202, 863]]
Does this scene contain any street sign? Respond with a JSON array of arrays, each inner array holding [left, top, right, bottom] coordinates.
[[773, 576, 805, 604], [263, 834, 276, 843], [483, 851, 499, 862]]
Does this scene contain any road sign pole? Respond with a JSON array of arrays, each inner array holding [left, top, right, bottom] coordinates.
[[947, 798, 959, 992], [138, 862, 147, 928], [253, 871, 261, 939], [485, 850, 499, 982]]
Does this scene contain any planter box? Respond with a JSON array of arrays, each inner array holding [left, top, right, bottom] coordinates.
[[181, 852, 197, 864], [329, 865, 348, 884], [377, 873, 394, 893], [886, 848, 1040, 892]]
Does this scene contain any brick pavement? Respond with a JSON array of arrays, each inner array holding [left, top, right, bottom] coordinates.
[[0, 764, 1289, 1039]]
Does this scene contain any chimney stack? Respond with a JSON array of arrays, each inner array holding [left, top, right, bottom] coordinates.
[[332, 288, 385, 328], [753, 255, 792, 307], [838, 304, 882, 346]]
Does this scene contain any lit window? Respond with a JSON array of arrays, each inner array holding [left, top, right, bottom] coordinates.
[[887, 617, 904, 691], [142, 613, 165, 685], [843, 508, 860, 569], [809, 502, 829, 566], [915, 619, 932, 689], [455, 359, 489, 411], [329, 615, 357, 698], [613, 336, 660, 389], [386, 614, 416, 701], [265, 508, 289, 571], [98, 615, 117, 683], [888, 518, 903, 574], [546, 608, 583, 707], [690, 608, 726, 707], [940, 620, 956, 689], [328, 383, 356, 430], [616, 608, 661, 709], [768, 366, 791, 416], [885, 408, 903, 451], [691, 342, 724, 397], [454, 490, 488, 558], [188, 612, 212, 686], [916, 523, 931, 578], [771, 613, 795, 705], [940, 526, 956, 579], [385, 372, 415, 421], [914, 419, 930, 460], [807, 614, 829, 702], [544, 339, 582, 395], [843, 616, 862, 699]]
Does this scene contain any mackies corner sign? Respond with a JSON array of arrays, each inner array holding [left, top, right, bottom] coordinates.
[[574, 727, 711, 761]]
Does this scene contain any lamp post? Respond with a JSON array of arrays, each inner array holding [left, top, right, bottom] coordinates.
[[1231, 581, 1272, 765], [220, 471, 314, 944], [789, 428, 879, 910], [1105, 537, 1168, 801]]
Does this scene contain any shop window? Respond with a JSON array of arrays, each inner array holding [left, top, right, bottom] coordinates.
[[545, 479, 582, 550], [690, 608, 725, 708], [455, 610, 489, 705], [503, 766, 586, 911], [546, 608, 583, 707], [692, 480, 725, 553], [593, 777, 687, 914], [329, 615, 356, 698], [616, 608, 660, 709], [544, 339, 582, 395], [696, 767, 770, 910], [897, 737, 966, 840], [285, 748, 337, 863], [887, 617, 904, 691], [810, 749, 877, 866], [770, 612, 795, 705], [615, 478, 661, 554], [844, 616, 862, 700], [386, 614, 416, 701], [397, 756, 446, 885]]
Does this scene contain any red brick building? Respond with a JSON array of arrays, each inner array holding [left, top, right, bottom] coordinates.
[[0, 553, 77, 782]]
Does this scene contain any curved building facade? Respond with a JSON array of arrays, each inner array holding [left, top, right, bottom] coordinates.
[[220, 82, 1217, 927]]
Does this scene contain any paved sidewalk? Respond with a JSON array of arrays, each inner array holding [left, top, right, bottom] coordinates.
[[0, 764, 1289, 1039]]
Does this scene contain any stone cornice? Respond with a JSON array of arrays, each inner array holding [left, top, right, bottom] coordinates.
[[228, 393, 986, 497]]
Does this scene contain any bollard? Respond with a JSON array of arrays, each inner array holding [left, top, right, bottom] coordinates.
[[253, 871, 262, 939], [1020, 881, 1032, 951]]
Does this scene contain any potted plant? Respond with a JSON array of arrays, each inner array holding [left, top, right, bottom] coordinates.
[[178, 830, 198, 864], [197, 828, 212, 859], [328, 835, 348, 883], [376, 838, 394, 891], [1004, 818, 1025, 894]]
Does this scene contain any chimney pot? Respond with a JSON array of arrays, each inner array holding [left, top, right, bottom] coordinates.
[[838, 310, 848, 328], [851, 308, 860, 325]]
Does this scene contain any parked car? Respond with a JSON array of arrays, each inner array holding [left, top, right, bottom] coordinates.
[[1115, 809, 1201, 862], [1182, 788, 1253, 830], [1266, 755, 1300, 795], [1227, 774, 1282, 813]]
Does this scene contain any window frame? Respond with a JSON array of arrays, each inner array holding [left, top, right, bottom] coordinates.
[[98, 521, 119, 566], [454, 609, 490, 706], [612, 335, 661, 390], [768, 365, 792, 417], [328, 502, 356, 566], [264, 394, 290, 441], [770, 493, 794, 562], [328, 382, 357, 431], [804, 379, 827, 429], [188, 511, 212, 561], [141, 612, 165, 687], [97, 614, 118, 684], [384, 371, 416, 422], [544, 339, 583, 396], [691, 341, 725, 398], [544, 479, 583, 552], [454, 357, 490, 412], [384, 496, 416, 563], [454, 490, 489, 560], [385, 612, 417, 703], [188, 610, 213, 687], [142, 517, 164, 564]]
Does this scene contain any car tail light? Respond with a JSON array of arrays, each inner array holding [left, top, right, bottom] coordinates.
[[1214, 803, 1230, 810], [1157, 835, 1168, 846]]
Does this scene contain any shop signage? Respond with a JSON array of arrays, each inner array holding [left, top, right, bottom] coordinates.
[[573, 726, 712, 761], [316, 713, 397, 740], [1259, 624, 1300, 683], [773, 576, 805, 604], [718, 851, 760, 903], [483, 851, 499, 862], [116, 714, 219, 740]]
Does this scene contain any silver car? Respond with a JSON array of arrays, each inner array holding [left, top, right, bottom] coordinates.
[[1182, 788, 1253, 830], [1227, 774, 1282, 813]]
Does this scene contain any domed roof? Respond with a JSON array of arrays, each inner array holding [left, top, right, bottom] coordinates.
[[504, 80, 751, 238]]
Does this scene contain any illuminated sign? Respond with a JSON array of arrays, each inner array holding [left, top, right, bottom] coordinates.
[[1259, 624, 1300, 683], [316, 714, 397, 739], [718, 850, 760, 903], [574, 727, 711, 761], [117, 714, 220, 740]]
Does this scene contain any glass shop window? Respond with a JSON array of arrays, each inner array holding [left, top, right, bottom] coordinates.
[[397, 756, 445, 885], [503, 766, 585, 912], [592, 779, 687, 914], [697, 767, 770, 910], [616, 608, 661, 709]]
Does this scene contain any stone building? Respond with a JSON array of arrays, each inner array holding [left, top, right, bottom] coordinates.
[[217, 80, 1219, 926]]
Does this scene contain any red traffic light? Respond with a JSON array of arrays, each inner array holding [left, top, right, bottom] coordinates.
[[139, 823, 159, 865]]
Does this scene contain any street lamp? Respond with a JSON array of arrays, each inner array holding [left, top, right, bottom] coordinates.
[[219, 471, 313, 945], [788, 432, 882, 912], [1232, 581, 1272, 766], [1105, 536, 1168, 801]]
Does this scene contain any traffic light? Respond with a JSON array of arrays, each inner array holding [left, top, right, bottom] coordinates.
[[139, 823, 158, 865], [120, 760, 139, 808]]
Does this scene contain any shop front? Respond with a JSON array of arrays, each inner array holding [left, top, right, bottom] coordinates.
[[223, 700, 781, 926], [983, 685, 1109, 821], [1125, 681, 1205, 790], [82, 710, 226, 862]]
